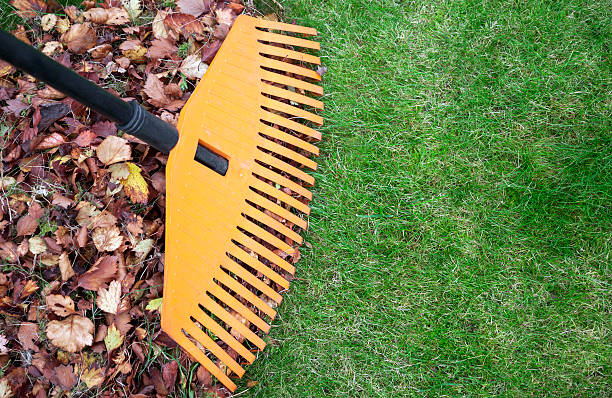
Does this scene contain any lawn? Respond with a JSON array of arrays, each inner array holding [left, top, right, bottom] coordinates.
[[240, 0, 611, 396], [0, 0, 610, 396]]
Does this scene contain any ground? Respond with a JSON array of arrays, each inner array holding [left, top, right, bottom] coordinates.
[[0, 0, 610, 397]]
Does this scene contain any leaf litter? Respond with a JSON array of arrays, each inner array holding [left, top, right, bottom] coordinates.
[[0, 0, 321, 396]]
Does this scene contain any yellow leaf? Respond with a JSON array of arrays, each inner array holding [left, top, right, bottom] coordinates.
[[121, 162, 149, 204], [145, 297, 163, 312], [104, 324, 123, 351], [81, 367, 105, 389]]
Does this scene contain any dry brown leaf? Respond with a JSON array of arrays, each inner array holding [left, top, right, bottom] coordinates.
[[33, 132, 66, 150], [46, 314, 94, 352], [41, 41, 62, 56], [96, 280, 121, 314], [10, 0, 46, 18], [46, 294, 75, 317], [147, 38, 177, 60], [152, 10, 168, 39], [58, 252, 75, 281], [63, 23, 97, 54], [89, 43, 113, 60], [16, 201, 43, 236], [78, 255, 118, 290], [55, 18, 70, 34], [164, 13, 204, 38], [92, 226, 122, 252], [76, 201, 101, 227], [96, 136, 131, 165], [17, 322, 39, 351], [83, 7, 129, 25], [41, 14, 57, 31], [55, 365, 77, 390], [177, 0, 211, 17]]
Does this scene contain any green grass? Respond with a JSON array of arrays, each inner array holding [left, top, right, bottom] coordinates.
[[241, 0, 611, 396]]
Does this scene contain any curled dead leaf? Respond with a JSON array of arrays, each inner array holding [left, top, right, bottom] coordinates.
[[62, 23, 97, 54]]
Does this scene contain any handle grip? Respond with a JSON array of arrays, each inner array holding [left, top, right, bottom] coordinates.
[[0, 29, 178, 153]]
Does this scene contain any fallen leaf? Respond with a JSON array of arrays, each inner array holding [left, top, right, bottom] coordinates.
[[39, 102, 71, 130], [133, 238, 154, 259], [152, 10, 168, 39], [119, 39, 147, 62], [46, 314, 94, 352], [55, 365, 77, 390], [122, 0, 142, 20], [10, 0, 46, 18], [16, 201, 43, 236], [164, 13, 204, 38], [145, 297, 162, 312], [0, 335, 7, 355], [78, 255, 118, 290], [122, 162, 149, 204], [104, 324, 123, 351], [76, 201, 101, 227], [41, 41, 62, 56], [28, 236, 46, 255], [33, 132, 66, 150], [63, 23, 97, 54], [73, 129, 96, 147], [177, 0, 211, 17], [0, 176, 16, 190], [180, 53, 208, 80], [46, 294, 75, 317], [17, 322, 39, 351], [196, 366, 212, 386], [147, 38, 177, 61], [55, 17, 70, 34], [97, 280, 121, 314], [41, 14, 57, 31], [92, 226, 122, 252], [89, 43, 113, 60], [80, 367, 105, 388], [96, 136, 131, 165], [0, 379, 12, 398], [162, 361, 179, 391], [58, 252, 75, 281], [19, 279, 38, 298], [84, 7, 129, 25], [216, 7, 235, 26]]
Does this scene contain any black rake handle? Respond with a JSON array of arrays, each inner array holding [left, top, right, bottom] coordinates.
[[0, 29, 179, 154]]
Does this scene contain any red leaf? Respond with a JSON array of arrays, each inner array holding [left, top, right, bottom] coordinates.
[[78, 255, 118, 291], [33, 132, 66, 150]]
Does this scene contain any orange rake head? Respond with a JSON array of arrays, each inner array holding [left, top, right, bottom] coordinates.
[[161, 15, 323, 391]]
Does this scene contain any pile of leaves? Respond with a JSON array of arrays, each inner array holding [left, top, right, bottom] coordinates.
[[0, 0, 284, 396]]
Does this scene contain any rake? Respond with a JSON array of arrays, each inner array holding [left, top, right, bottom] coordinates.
[[0, 15, 323, 391]]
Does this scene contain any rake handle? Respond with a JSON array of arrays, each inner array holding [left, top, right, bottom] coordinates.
[[0, 29, 178, 154]]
